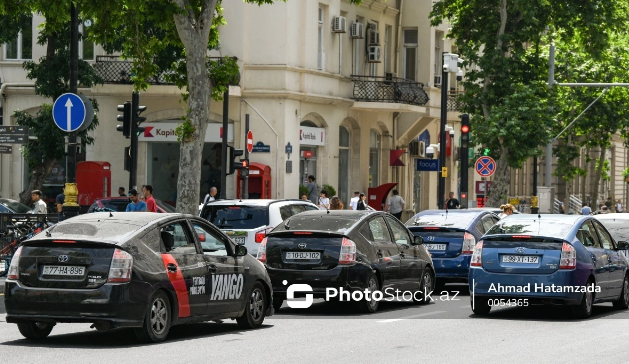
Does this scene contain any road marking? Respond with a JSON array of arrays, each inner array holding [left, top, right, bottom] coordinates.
[[378, 310, 447, 323]]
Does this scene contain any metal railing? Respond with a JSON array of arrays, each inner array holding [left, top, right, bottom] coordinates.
[[351, 75, 429, 106], [553, 195, 582, 214], [447, 90, 464, 111], [93, 56, 174, 85]]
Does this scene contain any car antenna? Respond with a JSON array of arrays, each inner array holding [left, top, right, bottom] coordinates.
[[110, 211, 114, 217], [45, 230, 52, 237]]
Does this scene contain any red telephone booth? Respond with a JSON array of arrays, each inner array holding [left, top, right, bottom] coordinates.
[[237, 162, 272, 199], [367, 183, 398, 211], [76, 161, 111, 206]]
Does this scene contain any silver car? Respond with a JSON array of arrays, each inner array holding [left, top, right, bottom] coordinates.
[[199, 199, 319, 255]]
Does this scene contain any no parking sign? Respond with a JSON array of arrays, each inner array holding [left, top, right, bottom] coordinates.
[[475, 156, 496, 177]]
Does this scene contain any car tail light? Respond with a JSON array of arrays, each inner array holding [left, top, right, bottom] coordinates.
[[255, 227, 273, 243], [559, 242, 576, 269], [108, 248, 133, 283], [462, 232, 476, 254], [470, 241, 483, 267], [7, 246, 23, 280], [339, 238, 356, 265], [257, 237, 267, 262]]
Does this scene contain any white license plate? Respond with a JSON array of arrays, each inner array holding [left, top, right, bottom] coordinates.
[[286, 252, 321, 260], [42, 265, 85, 276], [502, 255, 539, 264], [425, 244, 446, 250], [233, 237, 246, 245]]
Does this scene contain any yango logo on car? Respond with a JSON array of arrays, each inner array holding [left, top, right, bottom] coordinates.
[[210, 274, 244, 300]]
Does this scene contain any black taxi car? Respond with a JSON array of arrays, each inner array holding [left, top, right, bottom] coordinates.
[[4, 212, 273, 342]]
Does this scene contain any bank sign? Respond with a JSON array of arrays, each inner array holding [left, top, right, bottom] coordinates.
[[138, 122, 233, 143], [300, 126, 325, 146], [416, 159, 439, 172]]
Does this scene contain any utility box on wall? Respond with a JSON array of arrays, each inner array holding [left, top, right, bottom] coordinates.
[[537, 186, 555, 213], [76, 161, 111, 206]]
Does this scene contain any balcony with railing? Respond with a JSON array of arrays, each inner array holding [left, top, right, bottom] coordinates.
[[93, 56, 174, 85], [351, 75, 429, 111], [447, 90, 464, 112]]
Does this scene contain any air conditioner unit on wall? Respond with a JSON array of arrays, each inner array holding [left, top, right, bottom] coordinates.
[[350, 22, 364, 39], [409, 140, 426, 158], [332, 16, 347, 33], [367, 46, 381, 63], [367, 25, 380, 45], [434, 74, 442, 86]]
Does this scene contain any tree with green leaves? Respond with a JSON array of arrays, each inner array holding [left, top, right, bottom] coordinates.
[[0, 6, 102, 205], [431, 0, 628, 207]]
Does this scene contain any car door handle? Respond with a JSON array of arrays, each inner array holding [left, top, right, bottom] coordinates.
[[377, 250, 384, 258], [167, 263, 178, 273], [400, 252, 405, 258], [207, 265, 218, 274]]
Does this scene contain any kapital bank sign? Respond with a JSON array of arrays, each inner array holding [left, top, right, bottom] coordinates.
[[138, 121, 233, 143]]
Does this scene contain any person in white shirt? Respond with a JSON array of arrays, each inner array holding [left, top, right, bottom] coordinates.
[[203, 186, 218, 204], [349, 190, 360, 210], [318, 190, 330, 210], [31, 190, 48, 214], [616, 199, 623, 213], [385, 189, 405, 220]]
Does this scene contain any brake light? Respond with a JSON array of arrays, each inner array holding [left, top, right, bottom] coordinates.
[[293, 232, 313, 235], [470, 241, 483, 267], [339, 238, 356, 265], [53, 240, 76, 244], [108, 248, 133, 283], [257, 237, 267, 262], [423, 227, 440, 230], [255, 227, 274, 243], [7, 246, 23, 280], [198, 233, 206, 242], [559, 242, 576, 269], [512, 235, 531, 239], [462, 232, 476, 254]]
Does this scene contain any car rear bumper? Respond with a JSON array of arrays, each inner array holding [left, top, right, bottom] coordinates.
[[4, 279, 149, 327], [432, 255, 471, 282], [468, 267, 589, 304], [267, 264, 372, 299]]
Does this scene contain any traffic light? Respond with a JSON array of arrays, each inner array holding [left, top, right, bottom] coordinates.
[[482, 148, 491, 156], [117, 101, 131, 138], [228, 146, 245, 175], [131, 92, 147, 136], [460, 113, 470, 149]]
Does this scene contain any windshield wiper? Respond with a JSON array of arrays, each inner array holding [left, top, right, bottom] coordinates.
[[214, 223, 233, 228]]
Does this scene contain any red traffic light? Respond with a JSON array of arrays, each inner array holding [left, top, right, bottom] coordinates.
[[461, 125, 469, 133], [461, 192, 467, 199], [241, 160, 248, 168]]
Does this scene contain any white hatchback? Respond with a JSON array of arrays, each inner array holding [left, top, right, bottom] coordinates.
[[199, 199, 319, 256]]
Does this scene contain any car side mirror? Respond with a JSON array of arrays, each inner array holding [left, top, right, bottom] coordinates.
[[413, 236, 424, 245], [618, 241, 629, 250], [235, 245, 248, 256]]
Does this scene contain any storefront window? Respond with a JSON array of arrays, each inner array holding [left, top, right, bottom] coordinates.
[[338, 126, 350, 204], [299, 121, 318, 186], [369, 129, 380, 187]]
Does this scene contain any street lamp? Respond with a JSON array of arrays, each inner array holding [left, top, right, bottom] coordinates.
[[438, 53, 463, 210]]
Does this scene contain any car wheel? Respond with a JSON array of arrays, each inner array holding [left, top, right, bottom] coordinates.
[[572, 279, 594, 319], [612, 274, 629, 310], [414, 268, 434, 305], [237, 283, 267, 329], [17, 321, 54, 340], [358, 274, 380, 313], [470, 296, 491, 315], [273, 296, 284, 312], [134, 290, 171, 343]]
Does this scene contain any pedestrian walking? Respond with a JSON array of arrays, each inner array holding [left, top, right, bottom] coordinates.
[[356, 193, 367, 210], [318, 190, 330, 210], [499, 204, 514, 219], [385, 189, 405, 220], [349, 190, 360, 210], [203, 187, 218, 204], [616, 199, 623, 213], [31, 190, 47, 214], [142, 185, 157, 212], [330, 196, 344, 210], [118, 187, 126, 197], [306, 175, 318, 205], [126, 189, 147, 212], [581, 203, 592, 215], [56, 187, 65, 221], [445, 192, 460, 210]]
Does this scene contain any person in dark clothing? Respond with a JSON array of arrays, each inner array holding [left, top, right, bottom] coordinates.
[[306, 175, 318, 205], [445, 192, 460, 210], [356, 193, 367, 210], [56, 188, 65, 222], [118, 187, 126, 197]]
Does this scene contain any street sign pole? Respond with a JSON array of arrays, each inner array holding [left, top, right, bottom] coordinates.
[[63, 2, 80, 219], [219, 89, 229, 199], [244, 114, 250, 199]]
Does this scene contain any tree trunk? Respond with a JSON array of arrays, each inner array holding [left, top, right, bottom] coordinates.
[[172, 0, 216, 215], [19, 158, 57, 206], [589, 146, 606, 210], [581, 147, 589, 206], [487, 147, 510, 207]]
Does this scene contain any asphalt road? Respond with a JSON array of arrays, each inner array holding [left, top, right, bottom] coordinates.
[[1, 285, 629, 364]]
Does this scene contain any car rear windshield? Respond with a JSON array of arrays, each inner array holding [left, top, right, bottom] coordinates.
[[597, 220, 629, 243], [157, 200, 176, 213], [201, 205, 268, 229], [42, 219, 145, 241], [274, 215, 357, 233], [0, 199, 32, 213], [485, 219, 574, 239], [406, 213, 477, 229]]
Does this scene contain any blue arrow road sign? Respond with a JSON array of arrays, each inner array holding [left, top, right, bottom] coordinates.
[[416, 159, 439, 172], [52, 93, 86, 132]]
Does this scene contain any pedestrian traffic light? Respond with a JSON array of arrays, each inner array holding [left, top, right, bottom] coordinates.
[[229, 146, 245, 175], [117, 102, 131, 138], [461, 113, 470, 149], [482, 148, 491, 156]]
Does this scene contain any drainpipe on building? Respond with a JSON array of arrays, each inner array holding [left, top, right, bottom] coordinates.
[[394, 0, 404, 76], [0, 83, 37, 99]]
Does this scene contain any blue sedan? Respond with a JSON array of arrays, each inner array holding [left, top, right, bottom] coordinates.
[[469, 214, 629, 318], [406, 210, 500, 290]]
